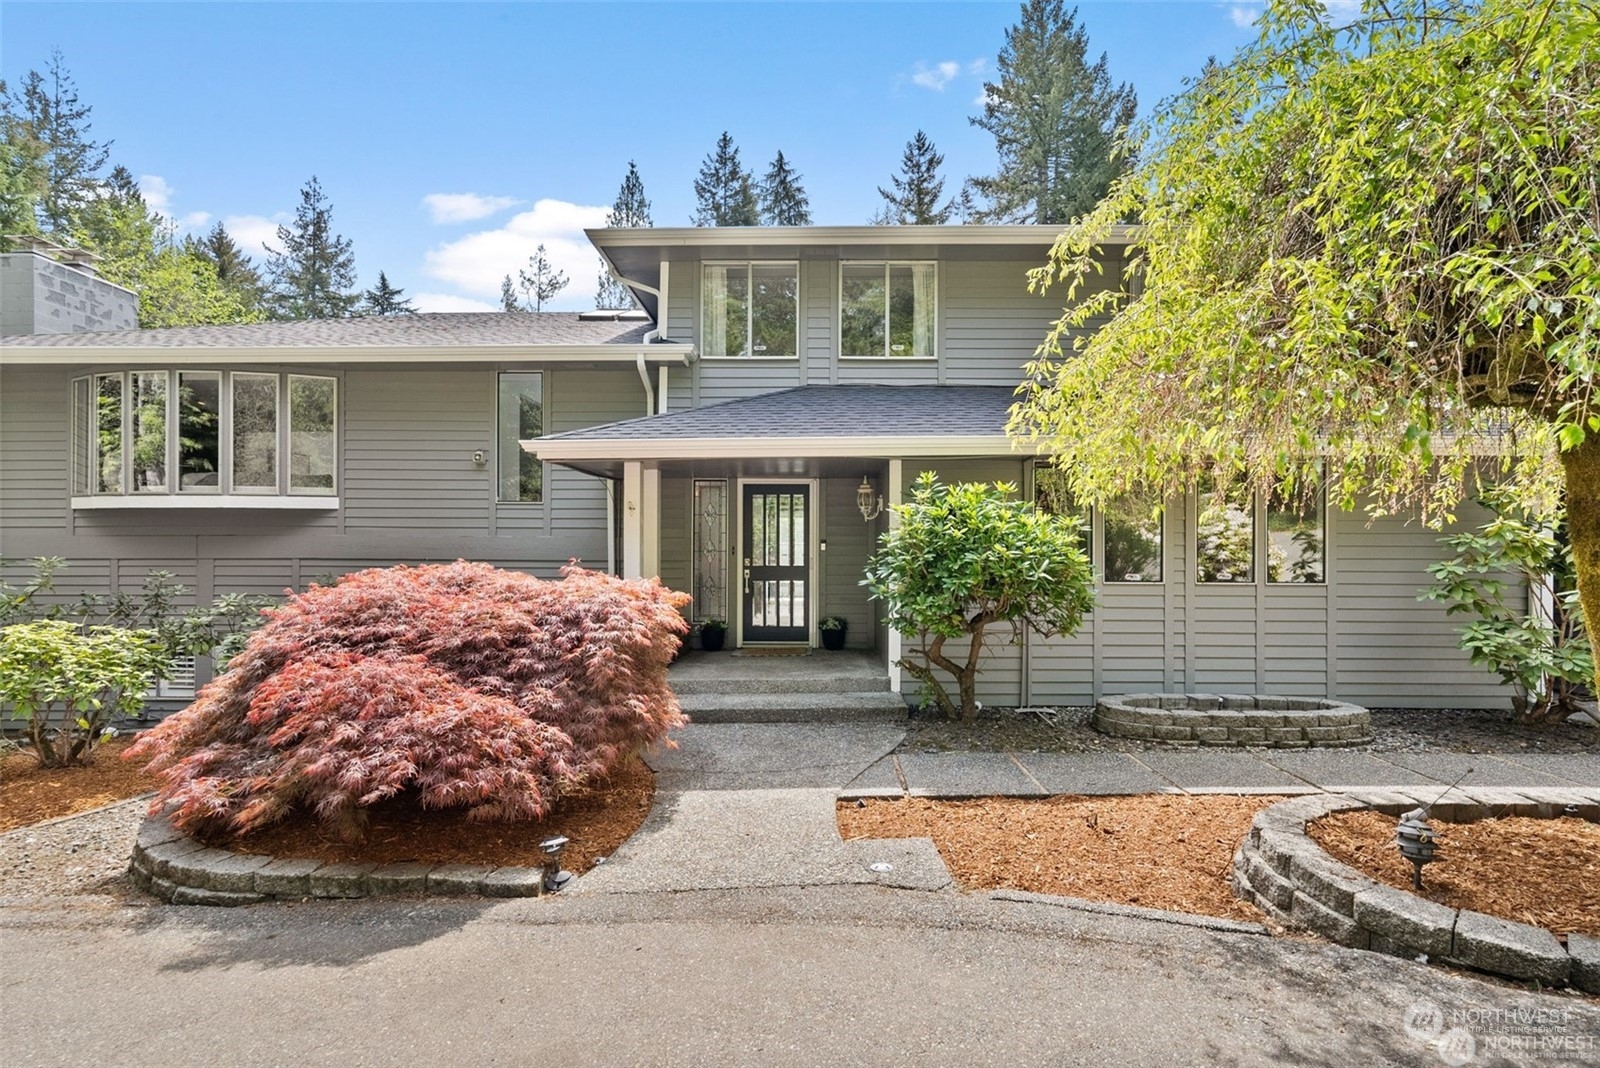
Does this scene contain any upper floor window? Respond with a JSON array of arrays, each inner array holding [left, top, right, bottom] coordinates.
[[72, 370, 336, 499], [702, 263, 797, 357], [497, 372, 544, 503], [841, 262, 935, 358]]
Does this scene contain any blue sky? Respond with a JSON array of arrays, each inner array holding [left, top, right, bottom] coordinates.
[[3, 2, 1266, 312]]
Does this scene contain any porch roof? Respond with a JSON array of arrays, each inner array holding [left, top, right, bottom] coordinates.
[[531, 385, 1025, 473]]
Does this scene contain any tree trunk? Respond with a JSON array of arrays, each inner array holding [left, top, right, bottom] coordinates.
[[1561, 433, 1600, 702]]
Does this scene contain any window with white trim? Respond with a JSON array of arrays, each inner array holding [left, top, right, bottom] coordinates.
[[70, 371, 336, 499], [497, 372, 544, 503], [702, 262, 798, 357], [1103, 493, 1164, 583], [841, 262, 935, 358]]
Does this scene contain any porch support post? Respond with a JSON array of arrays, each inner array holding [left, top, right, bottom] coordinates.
[[886, 458, 904, 693], [622, 460, 644, 579], [642, 465, 661, 579]]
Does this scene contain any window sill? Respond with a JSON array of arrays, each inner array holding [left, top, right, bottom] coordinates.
[[71, 495, 340, 510], [699, 355, 801, 362], [837, 356, 938, 362]]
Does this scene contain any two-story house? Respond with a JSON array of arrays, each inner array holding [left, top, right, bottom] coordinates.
[[0, 226, 1508, 712]]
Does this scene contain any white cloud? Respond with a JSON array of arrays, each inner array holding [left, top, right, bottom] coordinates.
[[1228, 3, 1263, 28], [911, 60, 963, 91], [967, 59, 987, 76], [136, 174, 210, 232], [422, 198, 609, 312], [223, 214, 289, 258], [422, 192, 522, 224], [1321, 0, 1363, 19], [410, 292, 500, 313]]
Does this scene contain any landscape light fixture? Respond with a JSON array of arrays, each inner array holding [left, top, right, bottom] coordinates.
[[856, 477, 884, 522], [1392, 767, 1472, 891], [539, 835, 573, 893]]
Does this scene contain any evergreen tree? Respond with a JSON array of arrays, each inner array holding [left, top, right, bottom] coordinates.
[[969, 0, 1137, 224], [759, 151, 811, 226], [595, 161, 652, 309], [196, 221, 267, 310], [516, 244, 568, 311], [877, 131, 956, 225], [501, 273, 519, 313], [691, 132, 759, 226], [263, 176, 359, 320], [360, 271, 416, 315], [0, 51, 110, 240]]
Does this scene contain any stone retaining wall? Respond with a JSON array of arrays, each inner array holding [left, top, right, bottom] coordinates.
[[1094, 694, 1372, 748], [129, 815, 549, 906], [1231, 790, 1600, 992]]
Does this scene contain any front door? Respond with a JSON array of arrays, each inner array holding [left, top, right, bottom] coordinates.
[[741, 483, 810, 643]]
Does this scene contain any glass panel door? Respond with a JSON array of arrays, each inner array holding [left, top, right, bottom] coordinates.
[[741, 483, 810, 643]]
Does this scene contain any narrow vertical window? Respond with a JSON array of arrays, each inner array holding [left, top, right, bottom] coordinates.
[[1196, 481, 1256, 583], [1034, 468, 1092, 564], [1267, 478, 1326, 584], [840, 264, 886, 357], [71, 377, 91, 495], [93, 373, 125, 494], [497, 372, 543, 503], [177, 372, 221, 491], [1103, 493, 1163, 582], [693, 479, 728, 623], [230, 372, 278, 493], [751, 265, 797, 356], [288, 375, 337, 494], [130, 371, 169, 492]]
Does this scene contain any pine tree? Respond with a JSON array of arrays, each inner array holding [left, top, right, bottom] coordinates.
[[876, 131, 955, 225], [501, 274, 519, 312], [360, 271, 416, 315], [691, 132, 759, 227], [759, 151, 811, 226], [969, 0, 1137, 224], [195, 221, 267, 312], [516, 244, 568, 311], [263, 176, 359, 320], [595, 161, 652, 309], [0, 51, 111, 239]]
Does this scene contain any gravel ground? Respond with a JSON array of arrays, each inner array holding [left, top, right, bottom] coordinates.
[[898, 703, 1600, 754], [0, 795, 148, 906]]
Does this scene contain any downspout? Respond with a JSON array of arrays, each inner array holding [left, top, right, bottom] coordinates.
[[636, 351, 656, 416]]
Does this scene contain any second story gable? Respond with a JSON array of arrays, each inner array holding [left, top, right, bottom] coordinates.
[[590, 225, 1132, 407]]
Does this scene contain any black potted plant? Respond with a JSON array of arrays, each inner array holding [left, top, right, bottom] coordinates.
[[699, 618, 727, 652], [820, 615, 848, 651]]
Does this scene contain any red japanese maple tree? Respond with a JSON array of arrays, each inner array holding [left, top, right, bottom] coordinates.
[[126, 562, 689, 841]]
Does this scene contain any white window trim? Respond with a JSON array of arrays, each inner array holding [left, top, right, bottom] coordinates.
[[837, 260, 938, 360], [496, 370, 545, 505], [700, 260, 800, 361], [287, 373, 339, 496], [1194, 485, 1329, 587], [228, 371, 282, 495]]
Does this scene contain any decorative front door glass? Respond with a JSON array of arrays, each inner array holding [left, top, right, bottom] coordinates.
[[741, 484, 809, 642]]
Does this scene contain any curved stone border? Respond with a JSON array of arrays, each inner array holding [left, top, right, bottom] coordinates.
[[1095, 693, 1372, 748], [1231, 790, 1600, 992], [129, 815, 549, 906]]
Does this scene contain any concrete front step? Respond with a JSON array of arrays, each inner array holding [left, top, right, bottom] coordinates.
[[678, 691, 908, 723], [671, 673, 892, 695]]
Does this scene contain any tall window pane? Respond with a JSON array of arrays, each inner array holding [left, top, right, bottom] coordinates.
[[288, 375, 336, 494], [71, 377, 91, 495], [130, 371, 169, 492], [94, 373, 124, 494], [751, 265, 797, 357], [1197, 482, 1255, 582], [693, 480, 728, 623], [1034, 468, 1092, 564], [841, 264, 885, 357], [177, 372, 221, 491], [1104, 494, 1163, 582], [702, 264, 748, 356], [231, 372, 278, 493], [1268, 481, 1325, 583], [497, 372, 543, 503]]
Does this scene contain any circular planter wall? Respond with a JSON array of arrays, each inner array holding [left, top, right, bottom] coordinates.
[[1231, 792, 1600, 992], [1094, 693, 1372, 748]]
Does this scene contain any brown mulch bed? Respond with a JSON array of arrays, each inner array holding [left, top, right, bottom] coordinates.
[[221, 756, 655, 876], [839, 793, 1280, 922], [1309, 811, 1600, 936], [0, 739, 159, 833]]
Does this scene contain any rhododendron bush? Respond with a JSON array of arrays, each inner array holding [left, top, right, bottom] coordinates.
[[126, 561, 689, 841]]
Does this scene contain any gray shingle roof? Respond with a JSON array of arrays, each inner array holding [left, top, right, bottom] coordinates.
[[545, 385, 1018, 441], [0, 312, 657, 349]]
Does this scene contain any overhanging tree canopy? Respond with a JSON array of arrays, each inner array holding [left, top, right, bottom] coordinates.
[[1010, 0, 1600, 693]]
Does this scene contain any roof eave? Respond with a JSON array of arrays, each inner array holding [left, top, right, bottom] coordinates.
[[531, 434, 1019, 462], [0, 342, 697, 366], [585, 224, 1139, 248]]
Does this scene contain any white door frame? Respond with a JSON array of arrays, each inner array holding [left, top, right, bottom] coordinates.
[[733, 476, 820, 648]]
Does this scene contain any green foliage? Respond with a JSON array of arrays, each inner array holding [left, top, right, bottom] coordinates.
[[876, 130, 956, 225], [359, 270, 416, 315], [968, 0, 1136, 224], [863, 474, 1094, 719], [1423, 492, 1592, 724], [193, 220, 267, 310], [264, 175, 359, 320], [1011, 0, 1600, 696], [0, 50, 110, 241], [692, 132, 759, 227], [0, 620, 166, 767], [820, 615, 847, 631], [501, 273, 519, 313], [516, 244, 569, 311], [595, 160, 652, 309], [759, 151, 811, 226]]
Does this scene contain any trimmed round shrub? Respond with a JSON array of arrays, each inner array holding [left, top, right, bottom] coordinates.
[[126, 561, 690, 841]]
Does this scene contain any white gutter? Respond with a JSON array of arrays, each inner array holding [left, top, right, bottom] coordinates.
[[586, 224, 1140, 248], [0, 343, 696, 366], [635, 351, 656, 415], [531, 434, 1021, 462]]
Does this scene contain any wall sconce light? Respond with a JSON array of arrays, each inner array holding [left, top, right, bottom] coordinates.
[[472, 449, 486, 466], [857, 477, 884, 522]]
